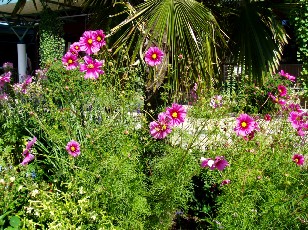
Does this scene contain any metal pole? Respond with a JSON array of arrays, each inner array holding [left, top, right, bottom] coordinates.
[[17, 42, 27, 82]]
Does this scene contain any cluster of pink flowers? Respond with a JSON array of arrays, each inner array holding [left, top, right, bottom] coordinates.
[[149, 103, 187, 139], [62, 30, 106, 79], [35, 68, 48, 79], [144, 47, 164, 67], [210, 95, 223, 108], [200, 156, 229, 171], [279, 70, 296, 82], [288, 110, 308, 136], [0, 71, 11, 89], [2, 62, 13, 72], [234, 113, 259, 140], [13, 76, 33, 94], [268, 85, 288, 106], [21, 137, 37, 166], [66, 140, 81, 157]]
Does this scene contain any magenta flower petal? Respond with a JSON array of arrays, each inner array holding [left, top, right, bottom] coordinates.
[[26, 137, 37, 150], [21, 153, 35, 166], [210, 95, 223, 108], [165, 103, 187, 126], [214, 156, 229, 171], [288, 111, 303, 129], [277, 85, 287, 97], [264, 114, 271, 121], [221, 179, 231, 186], [66, 140, 81, 157], [200, 157, 215, 169], [292, 154, 304, 166], [144, 47, 164, 66]]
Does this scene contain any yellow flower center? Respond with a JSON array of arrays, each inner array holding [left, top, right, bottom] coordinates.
[[152, 53, 157, 60], [88, 39, 93, 44], [87, 64, 94, 69], [241, 122, 247, 128], [97, 36, 101, 42], [295, 158, 299, 163], [68, 59, 73, 64], [70, 146, 76, 152], [75, 46, 79, 50], [162, 124, 167, 130], [275, 98, 279, 102], [172, 112, 178, 118]]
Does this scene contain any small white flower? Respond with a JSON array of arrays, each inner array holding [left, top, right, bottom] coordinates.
[[135, 123, 142, 130], [31, 189, 39, 197], [9, 176, 15, 182], [26, 206, 34, 213], [18, 185, 23, 191], [0, 179, 5, 184]]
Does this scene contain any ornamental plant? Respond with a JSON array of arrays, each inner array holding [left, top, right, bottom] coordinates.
[[0, 27, 308, 230]]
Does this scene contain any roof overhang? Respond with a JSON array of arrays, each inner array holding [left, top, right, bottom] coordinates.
[[0, 0, 84, 24]]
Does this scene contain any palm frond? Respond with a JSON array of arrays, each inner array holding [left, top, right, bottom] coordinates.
[[109, 0, 225, 95]]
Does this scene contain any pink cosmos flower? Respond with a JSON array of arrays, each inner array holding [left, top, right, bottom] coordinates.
[[269, 93, 286, 105], [288, 111, 303, 129], [149, 112, 172, 139], [200, 157, 215, 169], [214, 156, 229, 171], [285, 73, 296, 82], [288, 103, 303, 113], [292, 154, 304, 166], [94, 30, 106, 48], [210, 95, 223, 108], [277, 85, 287, 97], [79, 56, 104, 79], [66, 140, 81, 157], [278, 70, 296, 82], [221, 179, 231, 186], [200, 156, 229, 171], [79, 31, 100, 55], [165, 103, 187, 126], [234, 113, 258, 137], [264, 114, 271, 121], [62, 52, 79, 70], [144, 47, 164, 66], [69, 42, 81, 55], [297, 127, 305, 137]]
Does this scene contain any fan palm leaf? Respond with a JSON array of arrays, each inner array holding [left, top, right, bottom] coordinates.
[[108, 0, 225, 96], [225, 0, 288, 84]]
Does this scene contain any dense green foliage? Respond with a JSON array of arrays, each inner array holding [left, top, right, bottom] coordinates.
[[39, 8, 65, 67]]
